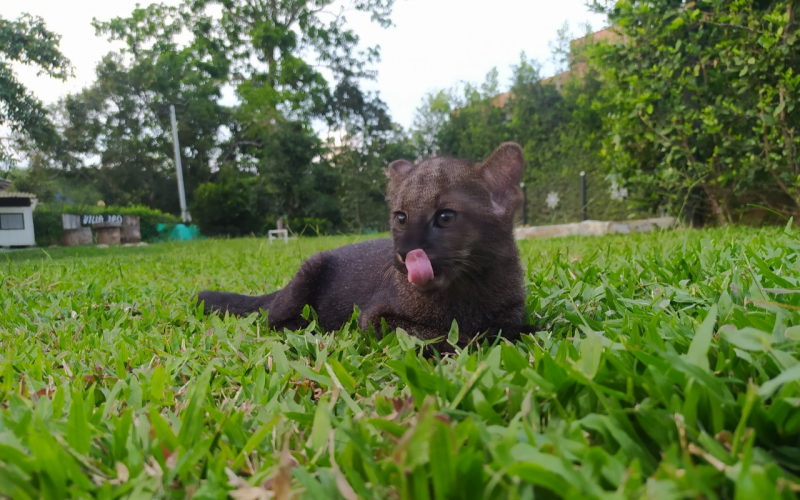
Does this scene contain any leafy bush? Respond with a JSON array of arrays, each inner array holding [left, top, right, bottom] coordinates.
[[191, 167, 344, 237], [190, 170, 272, 237], [32, 203, 180, 245], [31, 204, 64, 247], [589, 0, 800, 224]]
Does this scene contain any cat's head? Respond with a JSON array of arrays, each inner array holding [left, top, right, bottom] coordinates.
[[386, 142, 524, 293]]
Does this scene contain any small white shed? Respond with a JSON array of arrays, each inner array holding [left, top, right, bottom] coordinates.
[[0, 192, 38, 247]]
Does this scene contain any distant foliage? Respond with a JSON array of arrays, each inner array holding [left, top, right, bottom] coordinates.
[[437, 75, 512, 163], [507, 60, 636, 224], [590, 0, 800, 225], [7, 160, 103, 205], [328, 121, 416, 235], [423, 57, 641, 225], [415, 2, 800, 227]]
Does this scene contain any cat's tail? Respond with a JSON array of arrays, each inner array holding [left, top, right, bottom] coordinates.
[[194, 290, 276, 316]]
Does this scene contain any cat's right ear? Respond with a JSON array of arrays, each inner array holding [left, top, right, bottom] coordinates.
[[479, 142, 525, 217], [387, 159, 415, 181]]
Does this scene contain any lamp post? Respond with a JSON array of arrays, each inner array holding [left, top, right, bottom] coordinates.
[[170, 105, 190, 223], [520, 182, 527, 226]]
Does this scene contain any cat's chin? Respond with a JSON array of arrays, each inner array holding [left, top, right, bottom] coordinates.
[[410, 274, 448, 293]]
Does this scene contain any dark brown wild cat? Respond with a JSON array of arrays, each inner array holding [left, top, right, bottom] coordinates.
[[195, 142, 528, 349]]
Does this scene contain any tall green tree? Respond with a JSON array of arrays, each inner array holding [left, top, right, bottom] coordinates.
[[54, 0, 397, 229], [0, 14, 72, 167], [411, 89, 452, 160], [54, 3, 229, 211], [507, 57, 600, 224], [505, 54, 632, 224], [436, 70, 512, 162], [329, 93, 414, 232], [196, 0, 394, 124]]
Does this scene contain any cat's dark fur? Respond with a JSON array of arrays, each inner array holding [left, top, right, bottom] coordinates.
[[195, 143, 528, 348]]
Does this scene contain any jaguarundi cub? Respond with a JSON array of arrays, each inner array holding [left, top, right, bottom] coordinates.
[[195, 142, 529, 348]]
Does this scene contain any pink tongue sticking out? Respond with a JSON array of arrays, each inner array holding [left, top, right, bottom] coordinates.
[[405, 249, 434, 286]]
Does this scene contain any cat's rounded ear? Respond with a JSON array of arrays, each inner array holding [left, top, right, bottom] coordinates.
[[387, 159, 415, 181], [479, 142, 525, 217]]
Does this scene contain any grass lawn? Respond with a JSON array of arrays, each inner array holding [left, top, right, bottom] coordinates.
[[2, 227, 800, 499]]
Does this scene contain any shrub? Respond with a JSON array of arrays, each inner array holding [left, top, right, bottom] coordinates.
[[589, 0, 800, 224], [190, 170, 272, 237], [31, 205, 65, 247]]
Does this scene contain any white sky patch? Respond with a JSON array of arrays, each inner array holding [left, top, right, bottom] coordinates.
[[3, 0, 606, 130]]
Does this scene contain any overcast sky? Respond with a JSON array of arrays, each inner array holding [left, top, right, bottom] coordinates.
[[4, 0, 606, 129]]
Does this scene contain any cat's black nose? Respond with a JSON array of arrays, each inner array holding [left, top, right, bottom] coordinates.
[[397, 238, 426, 262], [396, 246, 422, 262]]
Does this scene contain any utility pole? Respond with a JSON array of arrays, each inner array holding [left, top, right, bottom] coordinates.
[[169, 105, 189, 223], [580, 171, 587, 221]]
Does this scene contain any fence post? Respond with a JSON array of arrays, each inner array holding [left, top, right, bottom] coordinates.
[[580, 171, 587, 221]]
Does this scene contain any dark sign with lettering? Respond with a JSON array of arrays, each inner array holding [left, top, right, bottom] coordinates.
[[81, 214, 123, 226]]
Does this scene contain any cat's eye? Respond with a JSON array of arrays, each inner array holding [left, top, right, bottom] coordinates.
[[435, 210, 457, 228], [394, 212, 407, 228]]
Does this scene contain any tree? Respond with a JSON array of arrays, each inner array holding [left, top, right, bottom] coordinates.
[[52, 3, 232, 212], [0, 14, 72, 167], [196, 0, 394, 123], [411, 90, 452, 160], [435, 70, 512, 162], [329, 121, 415, 232], [589, 0, 800, 224], [53, 0, 398, 231], [548, 21, 573, 75]]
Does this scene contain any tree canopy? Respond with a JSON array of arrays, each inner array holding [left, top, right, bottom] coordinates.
[[24, 0, 405, 234], [10, 0, 800, 232]]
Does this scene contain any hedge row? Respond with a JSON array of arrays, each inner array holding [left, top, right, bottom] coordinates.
[[33, 204, 181, 246]]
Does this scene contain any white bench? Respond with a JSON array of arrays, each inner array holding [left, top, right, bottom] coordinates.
[[268, 229, 288, 244]]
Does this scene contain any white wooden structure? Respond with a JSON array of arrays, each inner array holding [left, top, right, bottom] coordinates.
[[0, 192, 37, 247], [268, 229, 288, 244]]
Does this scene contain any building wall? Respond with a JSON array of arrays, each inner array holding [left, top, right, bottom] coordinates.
[[0, 206, 36, 246]]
